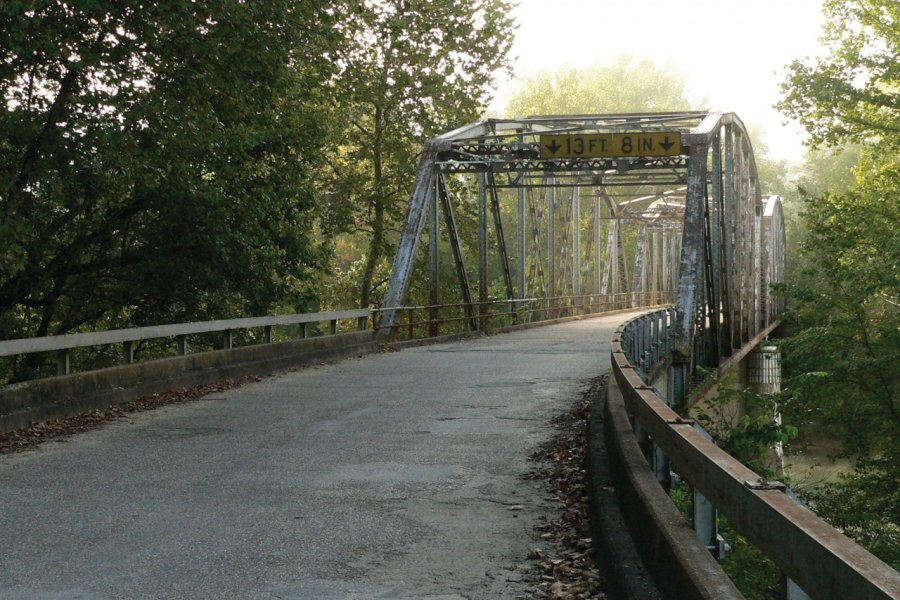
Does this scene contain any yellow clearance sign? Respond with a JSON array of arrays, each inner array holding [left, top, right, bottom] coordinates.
[[539, 132, 684, 159]]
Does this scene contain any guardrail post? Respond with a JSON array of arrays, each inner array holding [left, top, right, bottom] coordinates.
[[298, 323, 307, 339], [478, 172, 489, 331], [123, 341, 135, 364], [693, 486, 720, 556], [357, 316, 368, 331], [264, 325, 273, 344], [654, 444, 671, 491], [330, 319, 338, 335], [783, 487, 814, 600], [643, 317, 651, 377], [223, 330, 233, 350], [692, 423, 724, 558], [635, 422, 650, 458], [177, 335, 188, 355], [57, 350, 70, 375]]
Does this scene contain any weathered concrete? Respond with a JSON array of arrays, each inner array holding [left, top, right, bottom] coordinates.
[[0, 331, 376, 433], [586, 378, 663, 600], [0, 311, 644, 600], [603, 376, 743, 600]]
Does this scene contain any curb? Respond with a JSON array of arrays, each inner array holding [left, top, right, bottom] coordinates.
[[586, 376, 664, 600]]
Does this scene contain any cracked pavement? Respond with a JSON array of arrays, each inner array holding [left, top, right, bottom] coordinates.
[[0, 312, 640, 599]]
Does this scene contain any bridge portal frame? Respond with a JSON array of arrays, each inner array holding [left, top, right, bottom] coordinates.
[[380, 112, 775, 359]]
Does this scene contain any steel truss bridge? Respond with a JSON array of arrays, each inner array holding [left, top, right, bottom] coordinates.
[[1, 112, 896, 598], [379, 112, 897, 599], [381, 111, 785, 366]]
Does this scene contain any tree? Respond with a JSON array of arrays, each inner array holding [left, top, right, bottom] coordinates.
[[506, 55, 694, 116], [778, 0, 899, 566], [0, 2, 339, 377], [777, 0, 899, 149], [320, 0, 515, 309]]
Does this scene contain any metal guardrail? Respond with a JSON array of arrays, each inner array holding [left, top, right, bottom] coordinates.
[[373, 291, 673, 339], [0, 293, 672, 382], [611, 308, 900, 600], [0, 309, 371, 376]]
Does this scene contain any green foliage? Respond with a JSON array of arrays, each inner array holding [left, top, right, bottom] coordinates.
[[777, 0, 900, 150], [717, 519, 782, 600], [805, 451, 900, 570], [319, 0, 515, 308], [778, 0, 899, 568], [506, 56, 693, 116], [0, 0, 518, 378], [782, 156, 899, 458], [0, 2, 337, 377], [696, 386, 796, 480], [781, 140, 899, 574]]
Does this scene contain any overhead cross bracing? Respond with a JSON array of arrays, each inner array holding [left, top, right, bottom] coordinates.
[[380, 112, 784, 380]]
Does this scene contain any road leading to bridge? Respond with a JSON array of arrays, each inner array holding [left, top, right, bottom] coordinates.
[[0, 311, 644, 600]]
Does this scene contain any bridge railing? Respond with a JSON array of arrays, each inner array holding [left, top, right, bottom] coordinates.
[[611, 308, 900, 600], [0, 309, 370, 378], [373, 291, 673, 340]]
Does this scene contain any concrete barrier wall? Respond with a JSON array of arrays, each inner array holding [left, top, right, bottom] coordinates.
[[0, 331, 377, 433], [599, 376, 743, 600]]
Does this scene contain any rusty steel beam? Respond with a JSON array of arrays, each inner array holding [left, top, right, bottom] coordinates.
[[478, 172, 489, 327], [673, 141, 709, 360], [487, 171, 515, 302], [380, 141, 443, 333], [436, 174, 476, 330]]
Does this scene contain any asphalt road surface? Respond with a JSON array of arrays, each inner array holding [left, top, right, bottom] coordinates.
[[0, 312, 640, 599]]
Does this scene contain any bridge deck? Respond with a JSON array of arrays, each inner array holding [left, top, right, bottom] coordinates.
[[0, 311, 644, 599]]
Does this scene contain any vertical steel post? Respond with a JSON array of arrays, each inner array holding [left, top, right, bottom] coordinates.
[[632, 226, 647, 306], [723, 125, 736, 352], [752, 187, 762, 337], [674, 141, 710, 361], [693, 423, 722, 558], [601, 222, 615, 297], [518, 181, 526, 300], [487, 172, 515, 307], [710, 131, 724, 357], [429, 174, 440, 337], [573, 185, 581, 311], [437, 174, 476, 331], [661, 230, 670, 299], [57, 350, 70, 375], [651, 230, 660, 303], [594, 196, 601, 305], [735, 132, 748, 344], [548, 179, 556, 306], [380, 143, 441, 335], [478, 172, 489, 330]]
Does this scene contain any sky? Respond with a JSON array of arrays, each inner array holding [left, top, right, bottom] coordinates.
[[491, 0, 827, 165]]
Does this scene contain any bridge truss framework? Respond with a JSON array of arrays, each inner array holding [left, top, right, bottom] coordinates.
[[381, 111, 786, 379]]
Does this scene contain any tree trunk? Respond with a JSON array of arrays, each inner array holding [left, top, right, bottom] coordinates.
[[359, 105, 386, 309], [360, 199, 384, 309]]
